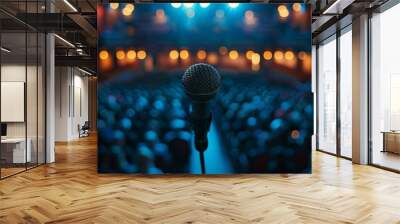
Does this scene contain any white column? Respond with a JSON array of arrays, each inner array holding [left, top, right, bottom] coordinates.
[[312, 45, 317, 151], [46, 32, 55, 163], [352, 14, 369, 164]]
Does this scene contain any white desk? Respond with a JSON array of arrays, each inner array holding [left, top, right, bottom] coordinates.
[[1, 138, 31, 163]]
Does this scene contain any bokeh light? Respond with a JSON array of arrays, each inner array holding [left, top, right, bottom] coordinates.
[[125, 4, 134, 11], [197, 50, 207, 60], [302, 54, 312, 72], [246, 50, 254, 60], [285, 51, 295, 60], [169, 50, 179, 60], [110, 3, 119, 10], [274, 50, 284, 60], [183, 3, 194, 8], [99, 50, 109, 60], [122, 8, 132, 16], [207, 52, 218, 64], [292, 3, 302, 12], [228, 3, 239, 8], [122, 4, 135, 17], [251, 53, 261, 65], [277, 5, 289, 18], [171, 3, 181, 8], [291, 130, 300, 139], [179, 49, 189, 60], [127, 50, 136, 60], [219, 46, 228, 55], [245, 10, 256, 25], [137, 50, 146, 60], [116, 50, 126, 60], [200, 3, 210, 8], [156, 9, 165, 17], [298, 51, 306, 60], [263, 51, 273, 60], [155, 9, 167, 24], [229, 50, 239, 60]]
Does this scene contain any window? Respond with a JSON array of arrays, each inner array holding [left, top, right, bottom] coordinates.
[[370, 3, 400, 171], [339, 28, 352, 158], [317, 36, 337, 154]]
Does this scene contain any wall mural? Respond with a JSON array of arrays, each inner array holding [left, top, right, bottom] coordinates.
[[98, 3, 313, 174]]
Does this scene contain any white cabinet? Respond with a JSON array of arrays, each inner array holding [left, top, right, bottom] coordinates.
[[1, 138, 32, 163]]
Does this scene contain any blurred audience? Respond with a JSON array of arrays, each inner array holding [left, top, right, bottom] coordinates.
[[98, 71, 312, 173], [98, 74, 192, 173], [215, 74, 312, 173]]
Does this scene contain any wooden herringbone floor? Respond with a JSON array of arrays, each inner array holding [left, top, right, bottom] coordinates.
[[1, 135, 400, 224]]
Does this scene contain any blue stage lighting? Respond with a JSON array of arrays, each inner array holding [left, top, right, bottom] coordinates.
[[200, 3, 210, 8], [228, 3, 239, 8], [171, 3, 181, 8], [183, 3, 194, 8]]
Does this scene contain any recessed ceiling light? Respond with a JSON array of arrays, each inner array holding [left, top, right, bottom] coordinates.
[[1, 47, 11, 53], [54, 34, 75, 48], [78, 67, 93, 76], [63, 0, 78, 12]]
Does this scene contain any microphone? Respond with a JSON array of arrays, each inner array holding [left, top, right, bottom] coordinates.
[[182, 63, 221, 174]]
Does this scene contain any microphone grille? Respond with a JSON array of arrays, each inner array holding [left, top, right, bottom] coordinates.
[[182, 63, 221, 98]]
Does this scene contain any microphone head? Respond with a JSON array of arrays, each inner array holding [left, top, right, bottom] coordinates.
[[182, 63, 221, 101]]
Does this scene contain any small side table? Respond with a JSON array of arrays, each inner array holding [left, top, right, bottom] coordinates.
[[381, 131, 400, 154]]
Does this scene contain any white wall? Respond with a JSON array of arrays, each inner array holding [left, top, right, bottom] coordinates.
[[55, 66, 69, 141], [55, 67, 89, 141], [72, 73, 89, 138], [1, 64, 26, 81]]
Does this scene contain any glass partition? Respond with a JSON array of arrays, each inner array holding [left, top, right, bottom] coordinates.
[[27, 30, 38, 169], [317, 35, 337, 154], [0, 30, 28, 177], [0, 0, 46, 179]]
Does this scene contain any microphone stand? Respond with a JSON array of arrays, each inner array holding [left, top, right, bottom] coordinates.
[[192, 114, 212, 174], [199, 150, 206, 174]]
